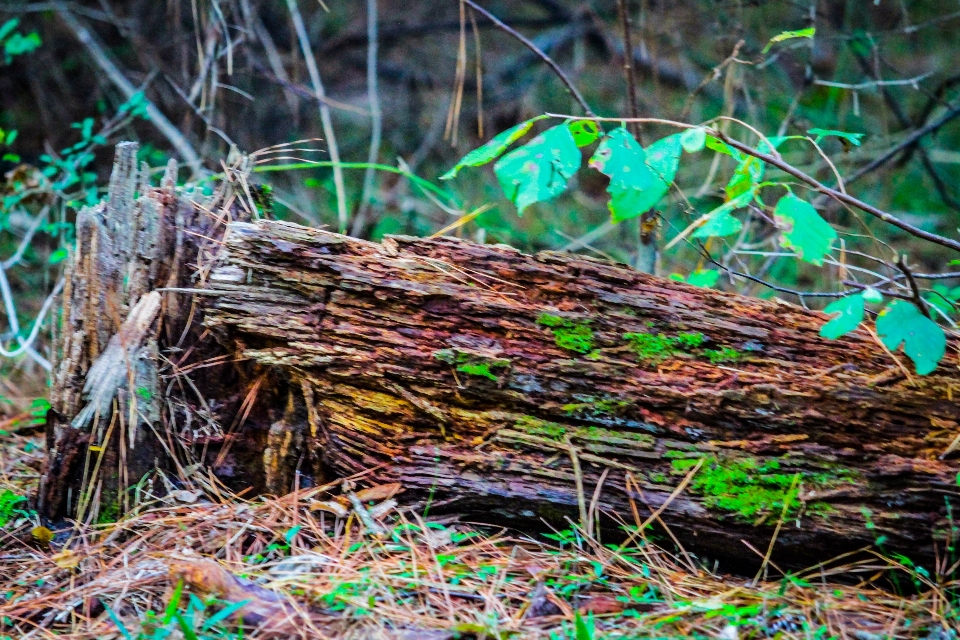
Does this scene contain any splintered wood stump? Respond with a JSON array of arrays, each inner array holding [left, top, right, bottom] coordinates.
[[42, 148, 960, 570]]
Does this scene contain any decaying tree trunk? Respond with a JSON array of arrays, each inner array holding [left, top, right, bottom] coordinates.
[[42, 146, 960, 570]]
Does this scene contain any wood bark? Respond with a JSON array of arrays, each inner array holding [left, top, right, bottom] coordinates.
[[42, 148, 960, 570]]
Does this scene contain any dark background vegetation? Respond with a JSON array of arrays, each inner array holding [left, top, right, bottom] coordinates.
[[2, 0, 960, 390]]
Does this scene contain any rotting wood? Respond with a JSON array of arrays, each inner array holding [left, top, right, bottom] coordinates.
[[41, 147, 960, 570]]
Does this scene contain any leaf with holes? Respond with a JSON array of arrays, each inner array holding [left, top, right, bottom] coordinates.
[[494, 124, 581, 214], [591, 130, 682, 223], [820, 294, 864, 340], [568, 120, 600, 147], [692, 191, 753, 239], [441, 115, 547, 179], [590, 127, 670, 222], [876, 300, 946, 375], [773, 194, 836, 265]]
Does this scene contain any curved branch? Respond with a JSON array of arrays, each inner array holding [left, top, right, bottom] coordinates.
[[462, 0, 595, 118]]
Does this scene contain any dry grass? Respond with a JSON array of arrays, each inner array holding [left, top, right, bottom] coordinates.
[[0, 427, 958, 639]]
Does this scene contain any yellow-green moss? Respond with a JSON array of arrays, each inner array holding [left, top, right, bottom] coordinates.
[[434, 349, 510, 381], [536, 313, 595, 354], [671, 453, 856, 522]]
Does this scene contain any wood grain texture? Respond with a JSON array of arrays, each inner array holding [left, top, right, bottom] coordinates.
[[196, 218, 960, 568]]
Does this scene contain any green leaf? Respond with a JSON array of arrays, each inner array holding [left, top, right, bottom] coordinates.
[[494, 123, 581, 214], [3, 31, 41, 60], [48, 248, 68, 265], [925, 283, 960, 317], [692, 191, 753, 239], [4, 129, 16, 146], [567, 120, 600, 147], [590, 130, 682, 223], [705, 136, 742, 159], [876, 300, 947, 375], [808, 128, 865, 147], [820, 294, 864, 340], [762, 27, 816, 54], [0, 19, 19, 43], [680, 127, 707, 153], [686, 269, 720, 288], [862, 287, 883, 304], [574, 611, 595, 640], [725, 156, 764, 200], [645, 133, 682, 186], [773, 194, 836, 265], [441, 115, 547, 179]]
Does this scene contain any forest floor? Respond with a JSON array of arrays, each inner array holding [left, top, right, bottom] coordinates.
[[0, 419, 958, 638]]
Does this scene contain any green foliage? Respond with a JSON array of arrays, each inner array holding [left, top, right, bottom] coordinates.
[[441, 115, 547, 179], [433, 349, 510, 381], [673, 455, 812, 521], [589, 128, 679, 223], [0, 19, 42, 64], [704, 346, 741, 364], [567, 120, 600, 147], [118, 92, 152, 120], [537, 313, 595, 354], [693, 191, 753, 239], [875, 300, 946, 376], [925, 283, 960, 318], [0, 489, 26, 527], [623, 330, 704, 361], [808, 128, 865, 147], [773, 193, 836, 265], [108, 580, 251, 640], [679, 127, 706, 153], [494, 124, 581, 214], [819, 294, 865, 340], [762, 27, 816, 53], [670, 269, 719, 288]]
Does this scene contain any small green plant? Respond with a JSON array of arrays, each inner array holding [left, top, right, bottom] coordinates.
[[108, 579, 250, 640], [0, 18, 41, 65], [536, 313, 595, 354], [0, 489, 26, 527], [443, 115, 951, 376]]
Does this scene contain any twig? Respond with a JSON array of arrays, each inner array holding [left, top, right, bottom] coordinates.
[[895, 255, 931, 318], [841, 98, 960, 189], [752, 473, 800, 585], [564, 436, 588, 532], [616, 0, 640, 139], [461, 0, 595, 117], [2, 206, 49, 270], [54, 3, 202, 175], [358, 0, 383, 228], [286, 0, 349, 234], [715, 132, 960, 254], [0, 273, 63, 366]]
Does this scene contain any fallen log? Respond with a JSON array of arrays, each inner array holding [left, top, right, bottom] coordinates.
[[41, 147, 960, 571]]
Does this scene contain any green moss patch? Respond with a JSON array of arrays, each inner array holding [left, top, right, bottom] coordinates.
[[513, 416, 654, 447], [623, 330, 745, 365], [536, 313, 595, 354], [434, 349, 510, 381], [671, 454, 855, 522]]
